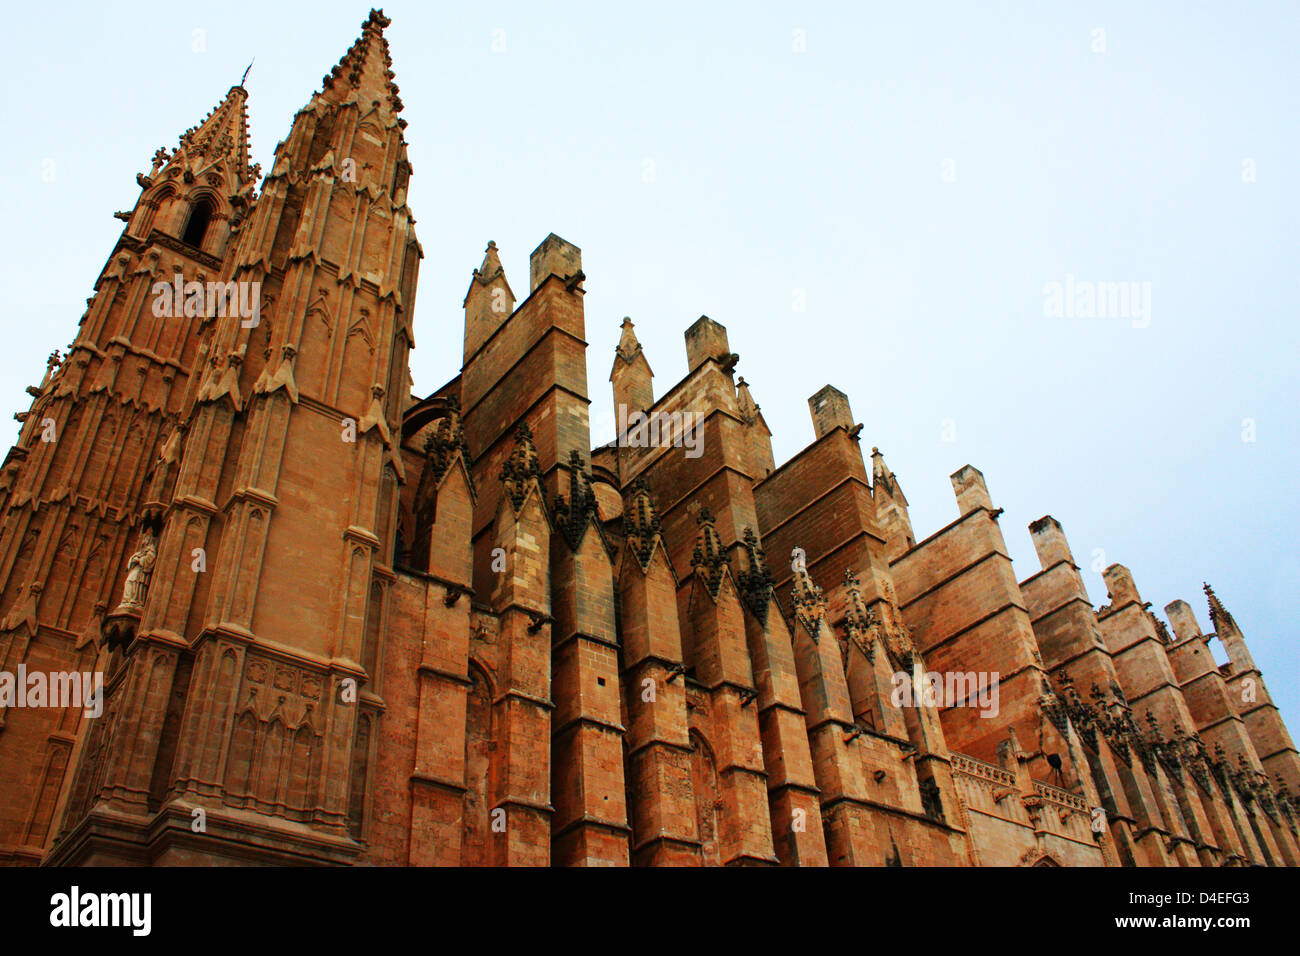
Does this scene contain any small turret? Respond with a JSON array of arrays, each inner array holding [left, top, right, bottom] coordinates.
[[871, 446, 914, 559], [1205, 583, 1255, 672], [464, 241, 516, 362], [610, 317, 653, 415]]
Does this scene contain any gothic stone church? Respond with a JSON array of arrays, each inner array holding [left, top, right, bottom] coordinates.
[[0, 10, 1297, 867]]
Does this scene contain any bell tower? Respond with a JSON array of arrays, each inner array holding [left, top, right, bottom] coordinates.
[[48, 8, 420, 865], [0, 77, 256, 863]]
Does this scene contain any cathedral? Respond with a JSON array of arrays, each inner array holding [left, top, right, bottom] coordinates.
[[0, 9, 1296, 867]]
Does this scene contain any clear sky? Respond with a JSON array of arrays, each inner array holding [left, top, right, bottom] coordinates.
[[2, 1, 1296, 735]]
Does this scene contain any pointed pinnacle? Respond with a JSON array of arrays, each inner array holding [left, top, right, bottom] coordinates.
[[319, 8, 403, 114], [1203, 582, 1237, 632], [168, 84, 255, 187], [871, 447, 899, 496], [616, 317, 642, 360]]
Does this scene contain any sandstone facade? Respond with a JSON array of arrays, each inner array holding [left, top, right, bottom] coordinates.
[[0, 10, 1296, 867]]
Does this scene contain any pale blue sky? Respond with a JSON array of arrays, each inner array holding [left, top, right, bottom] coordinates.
[[2, 1, 1296, 735]]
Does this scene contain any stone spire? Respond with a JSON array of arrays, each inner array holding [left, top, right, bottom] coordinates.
[[170, 84, 255, 182], [123, 81, 260, 249], [871, 446, 905, 501], [871, 447, 914, 559], [316, 8, 405, 117], [1203, 583, 1237, 635], [610, 317, 654, 415], [735, 377, 775, 478], [1204, 582, 1257, 674], [735, 377, 759, 425], [473, 239, 505, 279], [464, 241, 516, 361], [615, 316, 643, 362]]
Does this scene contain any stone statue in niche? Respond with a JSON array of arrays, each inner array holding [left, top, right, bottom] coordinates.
[[121, 527, 157, 608]]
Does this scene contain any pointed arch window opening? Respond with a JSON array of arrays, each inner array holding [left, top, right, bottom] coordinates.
[[181, 199, 213, 249]]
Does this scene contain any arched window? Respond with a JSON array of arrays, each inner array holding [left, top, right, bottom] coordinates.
[[181, 199, 213, 248]]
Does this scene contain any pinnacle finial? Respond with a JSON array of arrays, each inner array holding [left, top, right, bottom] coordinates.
[[318, 8, 403, 114], [735, 377, 759, 424], [499, 422, 541, 510], [871, 446, 901, 497], [625, 477, 663, 569], [162, 83, 256, 191], [789, 547, 826, 630], [736, 527, 777, 626], [690, 503, 727, 596], [1203, 582, 1237, 633], [241, 59, 254, 88], [476, 241, 504, 277], [615, 316, 643, 361]]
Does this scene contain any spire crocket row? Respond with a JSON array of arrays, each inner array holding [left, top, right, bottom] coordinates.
[[0, 10, 1295, 867]]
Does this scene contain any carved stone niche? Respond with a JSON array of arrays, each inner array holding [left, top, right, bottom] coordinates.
[[101, 514, 164, 652]]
